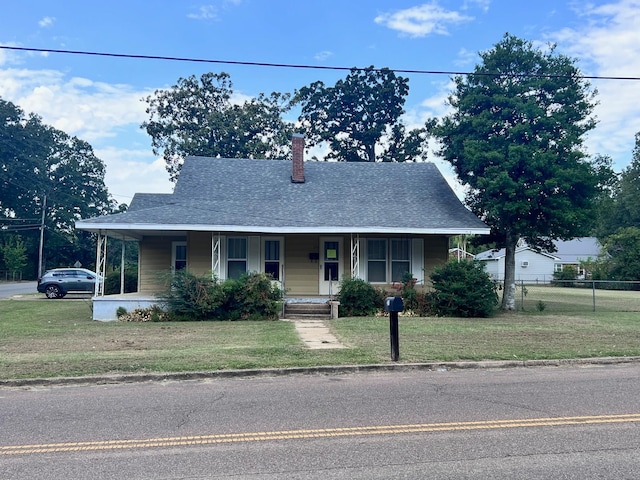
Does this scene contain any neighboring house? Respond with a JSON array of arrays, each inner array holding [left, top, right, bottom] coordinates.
[[76, 135, 489, 319], [476, 237, 603, 283], [552, 237, 602, 277], [476, 246, 560, 283]]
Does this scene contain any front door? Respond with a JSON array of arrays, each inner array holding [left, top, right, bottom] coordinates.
[[319, 237, 343, 295]]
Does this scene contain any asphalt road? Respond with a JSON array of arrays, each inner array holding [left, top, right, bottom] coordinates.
[[2, 364, 640, 479], [0, 281, 37, 299]]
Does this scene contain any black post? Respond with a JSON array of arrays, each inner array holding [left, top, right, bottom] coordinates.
[[389, 311, 399, 361]]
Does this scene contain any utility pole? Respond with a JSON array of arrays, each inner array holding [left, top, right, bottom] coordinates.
[[37, 195, 46, 279]]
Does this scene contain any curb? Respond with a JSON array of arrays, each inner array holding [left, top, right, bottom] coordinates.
[[2, 356, 640, 389]]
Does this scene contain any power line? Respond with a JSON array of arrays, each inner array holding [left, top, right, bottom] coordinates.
[[2, 45, 640, 81]]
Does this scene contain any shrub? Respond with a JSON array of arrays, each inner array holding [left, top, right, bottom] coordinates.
[[338, 277, 384, 317], [160, 270, 282, 321], [104, 269, 138, 295], [552, 266, 578, 286], [427, 260, 498, 318]]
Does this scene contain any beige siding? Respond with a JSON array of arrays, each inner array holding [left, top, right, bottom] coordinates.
[[139, 237, 174, 293], [423, 235, 449, 287], [284, 234, 321, 295], [188, 232, 214, 276]]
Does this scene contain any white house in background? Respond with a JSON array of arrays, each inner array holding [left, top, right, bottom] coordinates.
[[476, 237, 603, 283], [476, 245, 559, 283]]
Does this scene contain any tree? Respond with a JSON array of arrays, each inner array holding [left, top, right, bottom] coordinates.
[[600, 227, 640, 281], [598, 133, 640, 237], [293, 66, 427, 162], [142, 72, 293, 181], [0, 98, 115, 276], [431, 34, 610, 310], [1, 235, 27, 279]]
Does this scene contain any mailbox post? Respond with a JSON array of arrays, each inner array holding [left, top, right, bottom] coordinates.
[[384, 296, 404, 361]]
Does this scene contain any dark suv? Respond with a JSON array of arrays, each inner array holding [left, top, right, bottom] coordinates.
[[37, 268, 99, 299]]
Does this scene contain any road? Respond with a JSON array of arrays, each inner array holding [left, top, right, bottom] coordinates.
[[0, 281, 37, 299], [2, 365, 640, 479]]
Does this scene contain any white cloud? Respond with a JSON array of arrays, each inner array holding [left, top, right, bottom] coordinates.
[[374, 3, 473, 38], [0, 65, 172, 203], [314, 51, 333, 62], [547, 0, 640, 169], [187, 5, 220, 20], [38, 17, 55, 28], [97, 148, 172, 205]]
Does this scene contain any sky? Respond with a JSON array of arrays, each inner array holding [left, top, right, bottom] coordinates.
[[1, 0, 640, 206]]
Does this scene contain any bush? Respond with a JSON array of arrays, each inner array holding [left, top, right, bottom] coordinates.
[[104, 269, 138, 294], [427, 260, 498, 318], [338, 277, 384, 317], [161, 270, 282, 321], [552, 266, 578, 286]]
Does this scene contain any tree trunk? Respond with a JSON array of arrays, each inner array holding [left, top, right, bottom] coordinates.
[[501, 234, 517, 310]]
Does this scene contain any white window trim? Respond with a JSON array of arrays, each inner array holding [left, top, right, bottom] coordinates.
[[171, 241, 187, 273]]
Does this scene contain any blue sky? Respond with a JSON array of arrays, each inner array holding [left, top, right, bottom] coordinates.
[[2, 0, 640, 204]]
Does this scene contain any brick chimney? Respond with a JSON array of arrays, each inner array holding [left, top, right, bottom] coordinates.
[[291, 133, 305, 183]]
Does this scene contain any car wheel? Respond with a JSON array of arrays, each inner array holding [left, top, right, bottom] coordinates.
[[45, 285, 62, 299]]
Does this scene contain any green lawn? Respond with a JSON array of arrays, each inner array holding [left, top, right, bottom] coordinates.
[[1, 297, 640, 380]]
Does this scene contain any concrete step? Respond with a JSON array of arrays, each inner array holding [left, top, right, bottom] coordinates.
[[284, 302, 331, 319]]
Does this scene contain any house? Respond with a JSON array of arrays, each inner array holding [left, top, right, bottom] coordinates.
[[76, 135, 489, 320], [553, 237, 602, 277], [476, 237, 603, 283]]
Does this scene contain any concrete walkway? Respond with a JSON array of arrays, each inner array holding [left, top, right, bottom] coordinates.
[[287, 319, 346, 349]]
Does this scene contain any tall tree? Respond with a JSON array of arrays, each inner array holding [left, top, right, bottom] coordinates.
[[142, 72, 293, 181], [602, 133, 640, 235], [293, 66, 427, 162], [0, 98, 114, 275], [431, 34, 610, 310]]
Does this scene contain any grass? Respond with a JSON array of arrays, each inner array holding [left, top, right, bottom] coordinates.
[[2, 293, 640, 380]]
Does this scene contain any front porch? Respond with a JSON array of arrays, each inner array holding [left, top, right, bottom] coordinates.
[[91, 292, 338, 322]]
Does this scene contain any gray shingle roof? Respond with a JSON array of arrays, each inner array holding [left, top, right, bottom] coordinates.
[[77, 157, 489, 235]]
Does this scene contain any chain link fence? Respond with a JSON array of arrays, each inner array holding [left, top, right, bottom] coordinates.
[[511, 280, 640, 312]]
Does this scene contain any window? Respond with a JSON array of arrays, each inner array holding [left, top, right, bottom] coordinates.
[[264, 239, 280, 280], [554, 263, 563, 273], [227, 237, 247, 280], [391, 239, 410, 282], [172, 242, 187, 272], [365, 238, 412, 283], [367, 239, 387, 283]]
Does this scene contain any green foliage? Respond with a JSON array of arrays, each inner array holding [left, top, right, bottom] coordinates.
[[338, 277, 384, 317], [142, 72, 293, 181], [0, 97, 116, 278], [597, 133, 640, 237], [552, 266, 578, 284], [600, 227, 640, 281], [428, 260, 498, 318], [431, 34, 608, 309], [104, 269, 139, 295], [1, 235, 28, 276], [294, 66, 427, 162], [161, 270, 282, 321]]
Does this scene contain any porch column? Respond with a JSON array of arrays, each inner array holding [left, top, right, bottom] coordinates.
[[120, 235, 125, 294], [350, 233, 360, 279], [95, 231, 107, 296], [211, 232, 221, 279]]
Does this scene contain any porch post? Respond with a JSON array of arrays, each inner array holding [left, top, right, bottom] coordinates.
[[350, 233, 360, 279], [120, 235, 125, 294], [211, 232, 221, 279], [95, 231, 107, 297]]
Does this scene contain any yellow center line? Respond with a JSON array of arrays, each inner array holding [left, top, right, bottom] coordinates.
[[2, 413, 640, 456]]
